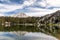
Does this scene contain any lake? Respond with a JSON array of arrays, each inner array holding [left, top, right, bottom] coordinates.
[[0, 32, 58, 40]]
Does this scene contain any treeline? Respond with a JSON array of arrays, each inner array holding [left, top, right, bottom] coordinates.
[[0, 16, 40, 31], [0, 16, 39, 24]]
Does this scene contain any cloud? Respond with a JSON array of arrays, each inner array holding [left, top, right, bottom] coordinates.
[[0, 0, 36, 13], [25, 7, 59, 17], [46, 0, 60, 6], [0, 4, 24, 12], [0, 0, 30, 16], [36, 0, 47, 7], [0, 3, 24, 16], [0, 0, 36, 16], [0, 11, 5, 16], [37, 0, 60, 8], [0, 12, 4, 16], [0, 0, 60, 16], [23, 0, 36, 6], [25, 0, 60, 17]]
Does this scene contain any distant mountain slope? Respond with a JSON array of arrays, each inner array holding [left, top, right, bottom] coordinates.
[[38, 10, 60, 24], [11, 13, 29, 18]]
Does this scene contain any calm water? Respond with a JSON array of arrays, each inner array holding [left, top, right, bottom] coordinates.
[[0, 32, 20, 40], [0, 32, 58, 40], [21, 32, 58, 40]]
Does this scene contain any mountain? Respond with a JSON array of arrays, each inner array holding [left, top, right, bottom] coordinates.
[[38, 10, 60, 24], [36, 10, 60, 35], [11, 13, 29, 18]]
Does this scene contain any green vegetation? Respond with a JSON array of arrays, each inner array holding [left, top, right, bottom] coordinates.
[[0, 16, 39, 31], [0, 16, 59, 33]]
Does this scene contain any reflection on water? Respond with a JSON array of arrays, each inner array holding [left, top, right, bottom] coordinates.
[[0, 32, 20, 40], [21, 32, 58, 40], [0, 32, 58, 40]]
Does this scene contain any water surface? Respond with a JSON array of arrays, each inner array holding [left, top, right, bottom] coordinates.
[[0, 32, 58, 40]]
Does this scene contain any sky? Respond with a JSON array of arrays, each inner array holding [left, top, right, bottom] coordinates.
[[0, 0, 60, 16]]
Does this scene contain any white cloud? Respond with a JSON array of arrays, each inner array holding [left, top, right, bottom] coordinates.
[[0, 0, 36, 16], [25, 7, 58, 12], [0, 13, 4, 16], [37, 0, 60, 8], [37, 0, 47, 7], [0, 0, 36, 13], [25, 7, 60, 17], [23, 0, 36, 6], [0, 14, 4, 16], [0, 4, 24, 12], [0, 0, 60, 16], [26, 12, 49, 17], [0, 3, 25, 16], [26, 10, 56, 17], [46, 0, 60, 7]]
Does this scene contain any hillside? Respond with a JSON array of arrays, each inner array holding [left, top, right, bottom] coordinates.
[[38, 10, 60, 24], [36, 10, 60, 39], [37, 10, 60, 32]]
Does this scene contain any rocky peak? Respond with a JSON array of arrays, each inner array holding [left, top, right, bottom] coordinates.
[[52, 10, 60, 16], [11, 13, 29, 18]]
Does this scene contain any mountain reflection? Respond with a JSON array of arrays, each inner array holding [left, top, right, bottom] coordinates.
[[0, 32, 20, 40], [0, 32, 58, 40]]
